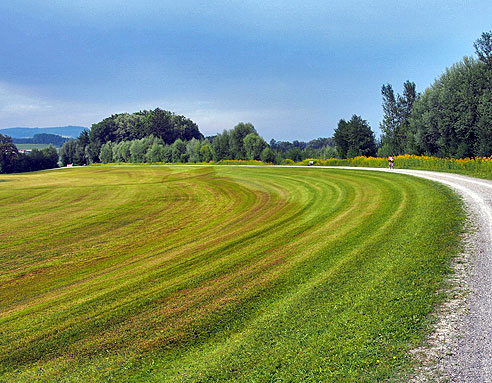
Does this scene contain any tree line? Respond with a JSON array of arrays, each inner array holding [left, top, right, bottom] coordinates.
[[61, 121, 337, 166], [0, 134, 59, 173], [333, 31, 492, 159], [2, 31, 492, 174], [378, 31, 492, 158]]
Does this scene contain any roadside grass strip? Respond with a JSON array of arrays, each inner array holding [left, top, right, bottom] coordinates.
[[0, 166, 464, 382]]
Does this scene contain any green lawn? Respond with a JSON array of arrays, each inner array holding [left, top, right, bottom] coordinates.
[[14, 143, 60, 150], [0, 165, 464, 382]]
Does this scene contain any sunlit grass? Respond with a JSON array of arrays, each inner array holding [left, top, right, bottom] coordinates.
[[0, 166, 463, 381]]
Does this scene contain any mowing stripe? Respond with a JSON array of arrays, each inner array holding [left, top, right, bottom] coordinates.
[[0, 166, 463, 382]]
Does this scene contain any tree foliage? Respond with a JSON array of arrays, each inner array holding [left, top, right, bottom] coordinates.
[[378, 31, 492, 158], [334, 115, 377, 158], [244, 133, 267, 160], [410, 56, 492, 157], [229, 123, 257, 160], [379, 81, 418, 156], [474, 30, 492, 67], [0, 134, 19, 173], [61, 108, 202, 164], [86, 108, 202, 162], [212, 131, 231, 161], [1, 137, 59, 174]]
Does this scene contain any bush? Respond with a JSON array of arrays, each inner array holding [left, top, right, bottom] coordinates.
[[281, 158, 295, 165]]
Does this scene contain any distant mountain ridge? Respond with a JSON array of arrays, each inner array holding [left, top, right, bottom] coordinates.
[[0, 126, 88, 138]]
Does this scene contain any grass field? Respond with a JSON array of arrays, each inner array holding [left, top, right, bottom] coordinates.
[[14, 144, 60, 150], [0, 165, 463, 382]]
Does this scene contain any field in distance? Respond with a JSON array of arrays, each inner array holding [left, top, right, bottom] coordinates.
[[0, 165, 463, 382], [14, 143, 60, 150]]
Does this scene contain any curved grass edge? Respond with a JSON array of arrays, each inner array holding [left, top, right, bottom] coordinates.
[[0, 167, 466, 382]]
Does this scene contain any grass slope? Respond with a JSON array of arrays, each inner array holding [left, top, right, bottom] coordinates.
[[0, 166, 463, 382]]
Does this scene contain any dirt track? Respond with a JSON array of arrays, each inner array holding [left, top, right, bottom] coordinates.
[[327, 167, 492, 382]]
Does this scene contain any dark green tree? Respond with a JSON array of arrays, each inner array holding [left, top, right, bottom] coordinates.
[[260, 147, 276, 163], [199, 143, 213, 162], [244, 133, 267, 160], [60, 139, 76, 166], [99, 142, 114, 163], [0, 134, 19, 173], [333, 119, 351, 158], [75, 130, 89, 165], [212, 130, 231, 161], [334, 115, 377, 158], [474, 30, 492, 67], [229, 123, 257, 160], [411, 56, 490, 157], [41, 146, 60, 169], [87, 108, 203, 156], [379, 81, 418, 156], [171, 139, 188, 162]]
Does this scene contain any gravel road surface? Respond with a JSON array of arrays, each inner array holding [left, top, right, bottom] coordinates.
[[327, 167, 492, 382]]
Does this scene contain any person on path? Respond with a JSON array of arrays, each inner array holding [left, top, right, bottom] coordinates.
[[388, 156, 394, 169]]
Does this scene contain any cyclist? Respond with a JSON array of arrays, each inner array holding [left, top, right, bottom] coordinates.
[[388, 156, 394, 170]]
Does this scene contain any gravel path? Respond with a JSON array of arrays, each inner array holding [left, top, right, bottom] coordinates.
[[326, 167, 492, 381]]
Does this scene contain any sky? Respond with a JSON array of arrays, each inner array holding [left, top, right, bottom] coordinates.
[[1, 1, 491, 141]]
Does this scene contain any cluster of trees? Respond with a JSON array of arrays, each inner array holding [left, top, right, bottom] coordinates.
[[6, 31, 492, 173], [65, 122, 272, 165], [13, 133, 69, 147], [379, 31, 492, 158], [0, 134, 59, 174], [66, 120, 338, 166], [210, 123, 279, 162], [94, 136, 213, 164], [61, 108, 204, 165], [378, 81, 418, 156], [333, 115, 377, 158], [269, 138, 336, 162]]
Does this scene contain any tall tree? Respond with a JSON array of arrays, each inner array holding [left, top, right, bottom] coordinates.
[[60, 139, 76, 166], [0, 134, 19, 173], [379, 81, 418, 156], [260, 147, 276, 163], [474, 30, 492, 67], [243, 133, 267, 160], [334, 115, 377, 158], [411, 56, 490, 157], [99, 142, 114, 163], [229, 123, 257, 160], [212, 130, 231, 161], [171, 139, 188, 163], [333, 119, 351, 158], [199, 143, 213, 162], [379, 84, 399, 155]]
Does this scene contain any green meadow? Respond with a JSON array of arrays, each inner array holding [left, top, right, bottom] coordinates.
[[0, 166, 463, 382], [14, 144, 59, 150]]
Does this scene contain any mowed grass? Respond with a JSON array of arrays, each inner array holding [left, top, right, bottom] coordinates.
[[0, 166, 463, 382]]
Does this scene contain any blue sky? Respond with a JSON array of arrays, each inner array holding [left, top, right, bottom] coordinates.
[[1, 1, 491, 141]]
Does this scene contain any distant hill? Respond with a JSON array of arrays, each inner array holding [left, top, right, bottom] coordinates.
[[0, 126, 88, 139]]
